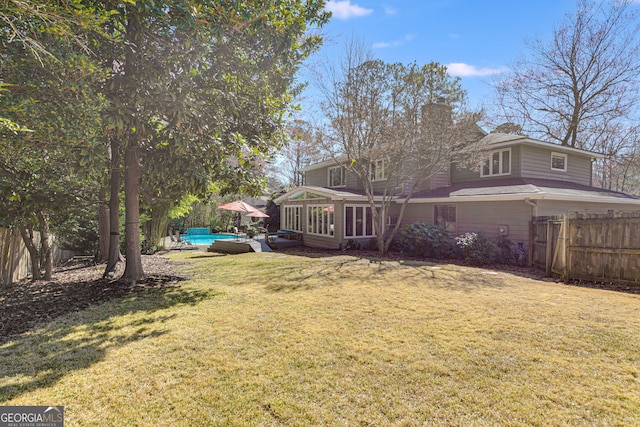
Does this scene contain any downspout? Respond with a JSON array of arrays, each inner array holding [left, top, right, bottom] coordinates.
[[524, 198, 538, 217], [524, 198, 539, 268]]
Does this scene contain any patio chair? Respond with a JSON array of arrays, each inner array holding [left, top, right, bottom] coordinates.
[[171, 230, 195, 250]]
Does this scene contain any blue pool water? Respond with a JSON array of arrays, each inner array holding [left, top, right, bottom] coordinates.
[[183, 233, 237, 245]]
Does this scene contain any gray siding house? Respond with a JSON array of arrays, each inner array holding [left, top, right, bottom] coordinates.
[[275, 132, 640, 250]]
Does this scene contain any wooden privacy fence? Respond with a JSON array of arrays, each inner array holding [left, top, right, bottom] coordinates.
[[530, 212, 640, 285], [0, 227, 32, 285]]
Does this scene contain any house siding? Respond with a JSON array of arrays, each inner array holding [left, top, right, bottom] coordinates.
[[401, 203, 435, 225], [454, 201, 532, 246], [371, 176, 403, 195], [305, 164, 364, 190], [535, 200, 640, 217], [451, 144, 593, 186], [401, 198, 640, 249], [429, 169, 450, 190], [401, 200, 532, 246], [303, 233, 342, 249], [345, 169, 362, 190], [305, 168, 329, 187], [305, 164, 407, 194], [451, 145, 522, 183], [520, 145, 592, 185]]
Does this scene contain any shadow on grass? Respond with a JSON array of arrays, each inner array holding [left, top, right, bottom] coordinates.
[[0, 275, 214, 402], [277, 247, 549, 286], [265, 252, 508, 293], [186, 253, 228, 259]]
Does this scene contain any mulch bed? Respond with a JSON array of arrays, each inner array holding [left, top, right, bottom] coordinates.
[[1, 248, 638, 344], [0, 253, 186, 344]]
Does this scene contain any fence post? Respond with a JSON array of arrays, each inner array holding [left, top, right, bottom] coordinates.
[[563, 215, 569, 283], [545, 219, 553, 276]]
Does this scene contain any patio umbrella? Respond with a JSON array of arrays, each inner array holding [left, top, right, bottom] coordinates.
[[246, 210, 269, 218], [217, 200, 261, 213]]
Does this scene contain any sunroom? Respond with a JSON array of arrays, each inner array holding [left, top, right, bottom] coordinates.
[[274, 186, 383, 249]]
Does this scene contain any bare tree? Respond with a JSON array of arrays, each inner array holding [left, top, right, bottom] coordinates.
[[592, 122, 640, 193], [493, 0, 640, 151], [276, 120, 323, 187], [319, 41, 484, 253]]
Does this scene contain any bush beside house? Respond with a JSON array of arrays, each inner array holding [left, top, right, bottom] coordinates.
[[392, 222, 520, 266]]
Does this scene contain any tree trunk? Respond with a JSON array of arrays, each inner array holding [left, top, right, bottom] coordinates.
[[37, 211, 53, 280], [18, 225, 41, 281], [142, 200, 170, 253], [97, 188, 110, 263], [122, 143, 144, 283], [104, 137, 123, 278]]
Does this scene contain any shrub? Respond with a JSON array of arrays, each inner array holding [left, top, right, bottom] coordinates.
[[455, 232, 495, 265], [392, 222, 454, 259], [344, 239, 361, 250], [365, 238, 378, 251], [494, 235, 517, 265]]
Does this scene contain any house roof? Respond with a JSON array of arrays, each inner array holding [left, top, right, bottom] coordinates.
[[300, 134, 604, 175], [407, 178, 640, 204], [482, 133, 605, 159], [274, 185, 373, 204], [299, 157, 348, 173]]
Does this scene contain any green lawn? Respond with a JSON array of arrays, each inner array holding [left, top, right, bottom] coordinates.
[[1, 251, 640, 426]]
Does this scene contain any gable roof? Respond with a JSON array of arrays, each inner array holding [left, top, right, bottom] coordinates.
[[407, 178, 640, 204], [299, 157, 348, 173], [274, 185, 374, 204]]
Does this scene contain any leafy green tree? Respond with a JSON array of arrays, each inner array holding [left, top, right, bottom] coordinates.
[[0, 34, 108, 279], [93, 1, 329, 282], [1, 0, 110, 131]]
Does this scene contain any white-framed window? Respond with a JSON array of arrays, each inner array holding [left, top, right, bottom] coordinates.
[[283, 206, 303, 232], [434, 205, 456, 232], [551, 152, 567, 172], [327, 166, 346, 187], [481, 148, 511, 177], [307, 204, 335, 236], [344, 205, 376, 238], [370, 159, 389, 181]]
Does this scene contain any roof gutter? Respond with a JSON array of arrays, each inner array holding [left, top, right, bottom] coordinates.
[[405, 193, 640, 204]]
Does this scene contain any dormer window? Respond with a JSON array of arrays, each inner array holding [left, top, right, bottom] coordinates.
[[328, 166, 346, 187], [481, 148, 511, 177], [371, 159, 389, 181], [551, 152, 567, 172]]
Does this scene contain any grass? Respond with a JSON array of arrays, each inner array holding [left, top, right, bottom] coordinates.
[[1, 250, 640, 426]]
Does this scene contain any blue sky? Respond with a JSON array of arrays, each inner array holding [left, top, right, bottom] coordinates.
[[298, 0, 580, 116]]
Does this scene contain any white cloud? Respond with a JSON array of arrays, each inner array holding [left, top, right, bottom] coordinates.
[[325, 1, 373, 20], [446, 63, 508, 77], [373, 34, 415, 49]]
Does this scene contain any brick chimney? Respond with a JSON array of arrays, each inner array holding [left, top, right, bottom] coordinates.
[[420, 97, 453, 191], [421, 97, 452, 131]]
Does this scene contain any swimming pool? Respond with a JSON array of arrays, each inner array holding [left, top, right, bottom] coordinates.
[[183, 233, 237, 245]]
